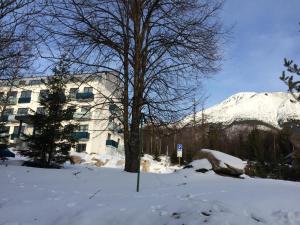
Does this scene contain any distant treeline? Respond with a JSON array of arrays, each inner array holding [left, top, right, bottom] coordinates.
[[142, 120, 300, 181]]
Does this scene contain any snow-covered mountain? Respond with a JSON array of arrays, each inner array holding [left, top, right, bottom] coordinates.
[[185, 92, 300, 128]]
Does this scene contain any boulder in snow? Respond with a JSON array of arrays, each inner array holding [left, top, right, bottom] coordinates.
[[70, 155, 84, 164], [93, 158, 109, 167], [193, 149, 245, 177]]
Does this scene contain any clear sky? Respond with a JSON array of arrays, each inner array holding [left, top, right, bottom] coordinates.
[[203, 0, 300, 108]]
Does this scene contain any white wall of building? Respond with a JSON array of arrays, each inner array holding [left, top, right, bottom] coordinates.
[[0, 73, 124, 154]]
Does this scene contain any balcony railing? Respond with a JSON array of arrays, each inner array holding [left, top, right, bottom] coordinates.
[[76, 92, 94, 101], [0, 97, 17, 105], [0, 115, 19, 123], [72, 132, 90, 140], [8, 97, 17, 105], [0, 115, 8, 122], [73, 112, 91, 120], [106, 139, 119, 148], [18, 97, 31, 104]]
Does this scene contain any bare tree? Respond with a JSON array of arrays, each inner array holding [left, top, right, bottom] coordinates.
[[38, 0, 226, 172], [0, 0, 36, 79], [0, 0, 37, 145]]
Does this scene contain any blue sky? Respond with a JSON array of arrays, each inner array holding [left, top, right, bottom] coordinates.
[[203, 0, 300, 107]]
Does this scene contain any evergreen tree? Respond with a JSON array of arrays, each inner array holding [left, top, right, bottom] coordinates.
[[280, 58, 300, 101], [21, 58, 78, 168]]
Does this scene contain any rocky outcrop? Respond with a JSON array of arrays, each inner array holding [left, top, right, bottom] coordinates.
[[193, 149, 245, 177]]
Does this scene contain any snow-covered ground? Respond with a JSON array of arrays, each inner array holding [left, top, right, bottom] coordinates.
[[1, 161, 300, 225]]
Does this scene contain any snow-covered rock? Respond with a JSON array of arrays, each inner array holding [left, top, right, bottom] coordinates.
[[194, 149, 246, 177], [189, 159, 212, 170], [184, 92, 300, 128], [201, 149, 246, 170]]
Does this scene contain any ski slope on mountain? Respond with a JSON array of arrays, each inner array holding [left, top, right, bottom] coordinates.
[[186, 92, 300, 128]]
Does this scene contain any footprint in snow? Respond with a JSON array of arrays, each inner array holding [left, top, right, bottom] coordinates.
[[66, 202, 77, 207], [177, 194, 193, 200]]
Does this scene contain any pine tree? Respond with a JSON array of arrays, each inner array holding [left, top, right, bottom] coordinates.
[[21, 58, 78, 168], [280, 58, 300, 101]]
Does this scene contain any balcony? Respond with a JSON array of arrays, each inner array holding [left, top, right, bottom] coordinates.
[[0, 115, 19, 123], [106, 139, 119, 148], [18, 97, 31, 104], [0, 115, 8, 122], [73, 112, 91, 120], [76, 92, 94, 101], [72, 132, 90, 140], [0, 97, 17, 105]]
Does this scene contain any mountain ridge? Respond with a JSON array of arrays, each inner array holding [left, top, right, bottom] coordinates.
[[185, 92, 300, 128]]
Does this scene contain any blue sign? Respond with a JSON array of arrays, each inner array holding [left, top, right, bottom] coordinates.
[[177, 144, 183, 157], [177, 144, 183, 151]]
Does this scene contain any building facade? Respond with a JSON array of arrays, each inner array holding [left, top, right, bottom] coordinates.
[[0, 72, 123, 154]]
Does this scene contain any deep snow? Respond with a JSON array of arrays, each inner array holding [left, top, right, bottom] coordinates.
[[1, 161, 300, 225]]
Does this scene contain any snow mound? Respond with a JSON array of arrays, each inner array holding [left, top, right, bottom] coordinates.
[[70, 150, 179, 174], [201, 149, 246, 170], [189, 159, 212, 170]]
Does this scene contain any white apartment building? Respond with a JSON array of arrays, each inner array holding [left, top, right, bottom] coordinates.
[[0, 72, 124, 154]]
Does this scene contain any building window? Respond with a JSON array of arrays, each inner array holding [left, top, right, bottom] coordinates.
[[79, 124, 89, 132], [8, 91, 17, 98], [29, 79, 42, 85], [81, 106, 90, 114], [0, 126, 10, 134], [76, 144, 86, 152], [3, 108, 14, 115], [69, 88, 78, 98], [19, 80, 26, 85], [39, 90, 49, 99], [83, 87, 93, 93], [20, 90, 31, 98], [36, 107, 45, 115], [17, 108, 28, 115], [13, 126, 25, 134]]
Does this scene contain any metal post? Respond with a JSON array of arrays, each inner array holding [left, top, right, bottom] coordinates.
[[136, 114, 144, 192]]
